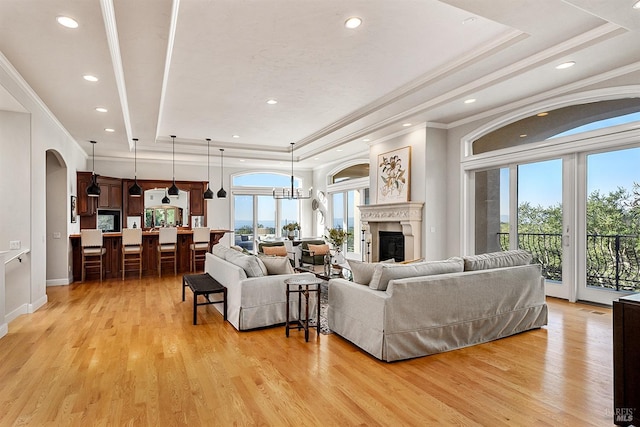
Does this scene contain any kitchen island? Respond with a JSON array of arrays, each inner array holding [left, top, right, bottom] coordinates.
[[70, 229, 230, 281]]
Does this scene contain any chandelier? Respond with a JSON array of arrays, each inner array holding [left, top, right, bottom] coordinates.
[[273, 142, 311, 200]]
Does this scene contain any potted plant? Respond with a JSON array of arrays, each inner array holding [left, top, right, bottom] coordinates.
[[325, 227, 349, 263], [283, 222, 299, 240]]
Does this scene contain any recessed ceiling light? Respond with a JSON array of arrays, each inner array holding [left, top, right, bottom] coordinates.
[[363, 138, 371, 142], [464, 98, 476, 104], [239, 159, 245, 162], [95, 107, 108, 113], [633, 0, 640, 9], [519, 134, 527, 138], [336, 149, 343, 152], [56, 16, 78, 29], [266, 99, 278, 105], [83, 74, 98, 82], [345, 17, 362, 29], [104, 128, 115, 132], [537, 112, 549, 117], [314, 157, 319, 160], [462, 17, 476, 25], [556, 61, 576, 70], [402, 123, 412, 127], [232, 134, 240, 138]]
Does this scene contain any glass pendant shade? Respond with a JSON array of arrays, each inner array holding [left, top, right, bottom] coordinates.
[[204, 138, 213, 199], [86, 140, 101, 197], [128, 138, 142, 197], [217, 148, 227, 198], [162, 190, 170, 204]]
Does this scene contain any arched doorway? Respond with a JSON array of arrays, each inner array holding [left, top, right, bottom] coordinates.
[[46, 149, 70, 285]]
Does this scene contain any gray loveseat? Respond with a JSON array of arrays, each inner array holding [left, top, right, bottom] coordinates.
[[328, 250, 548, 362], [204, 246, 316, 331]]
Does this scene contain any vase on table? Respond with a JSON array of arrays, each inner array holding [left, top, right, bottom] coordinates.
[[333, 247, 346, 265]]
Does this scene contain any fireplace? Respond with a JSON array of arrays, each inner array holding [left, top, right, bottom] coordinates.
[[379, 231, 404, 262], [359, 201, 424, 262]]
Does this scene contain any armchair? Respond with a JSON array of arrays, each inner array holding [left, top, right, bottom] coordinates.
[[300, 239, 329, 266]]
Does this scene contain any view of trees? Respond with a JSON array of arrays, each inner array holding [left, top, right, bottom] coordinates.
[[501, 183, 640, 291]]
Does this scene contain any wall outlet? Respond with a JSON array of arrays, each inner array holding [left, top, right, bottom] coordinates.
[[53, 232, 61, 239], [9, 240, 21, 250]]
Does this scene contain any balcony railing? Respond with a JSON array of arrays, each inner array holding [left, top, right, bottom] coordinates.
[[497, 232, 640, 292]]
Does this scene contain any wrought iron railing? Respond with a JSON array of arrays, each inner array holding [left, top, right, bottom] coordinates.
[[497, 232, 640, 292]]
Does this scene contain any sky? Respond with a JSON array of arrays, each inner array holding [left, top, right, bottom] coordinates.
[[500, 113, 640, 217]]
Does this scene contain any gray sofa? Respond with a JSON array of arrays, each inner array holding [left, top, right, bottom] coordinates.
[[204, 246, 316, 331], [328, 250, 548, 362]]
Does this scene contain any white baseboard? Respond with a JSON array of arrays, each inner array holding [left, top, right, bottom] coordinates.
[[46, 278, 70, 287], [29, 294, 48, 313], [0, 322, 7, 339], [5, 303, 28, 324]]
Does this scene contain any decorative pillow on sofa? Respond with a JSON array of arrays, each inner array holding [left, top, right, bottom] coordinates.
[[369, 258, 464, 291], [212, 244, 232, 259], [263, 245, 287, 256], [258, 255, 294, 275], [463, 250, 532, 271], [307, 243, 330, 255], [347, 259, 395, 285], [224, 249, 265, 277]]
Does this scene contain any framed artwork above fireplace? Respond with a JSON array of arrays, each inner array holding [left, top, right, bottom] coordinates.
[[377, 146, 410, 203]]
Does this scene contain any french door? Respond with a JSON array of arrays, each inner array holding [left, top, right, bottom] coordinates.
[[472, 156, 574, 300]]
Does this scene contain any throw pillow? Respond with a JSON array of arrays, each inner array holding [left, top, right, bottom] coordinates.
[[224, 250, 265, 277], [347, 259, 395, 285], [262, 245, 287, 256], [369, 258, 464, 291], [255, 256, 268, 276], [307, 243, 330, 255], [212, 244, 231, 260], [463, 250, 532, 271], [258, 255, 294, 275]]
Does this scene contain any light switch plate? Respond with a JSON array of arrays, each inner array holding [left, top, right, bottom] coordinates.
[[9, 240, 20, 250], [53, 232, 61, 239]]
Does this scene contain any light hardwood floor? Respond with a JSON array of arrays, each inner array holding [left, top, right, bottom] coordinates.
[[0, 276, 615, 426]]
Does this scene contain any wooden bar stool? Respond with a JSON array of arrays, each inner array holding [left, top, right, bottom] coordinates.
[[157, 228, 177, 277], [121, 228, 143, 280], [190, 227, 210, 272], [81, 229, 106, 282]]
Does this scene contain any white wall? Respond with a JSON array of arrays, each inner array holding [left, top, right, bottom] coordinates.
[[1, 54, 86, 328], [0, 110, 31, 323]]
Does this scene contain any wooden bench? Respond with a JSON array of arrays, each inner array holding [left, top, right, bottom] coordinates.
[[182, 273, 227, 325]]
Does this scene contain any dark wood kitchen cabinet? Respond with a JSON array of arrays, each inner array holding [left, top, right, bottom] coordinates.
[[97, 176, 122, 210]]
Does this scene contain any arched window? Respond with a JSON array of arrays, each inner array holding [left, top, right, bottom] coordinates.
[[327, 162, 370, 258], [472, 98, 640, 155]]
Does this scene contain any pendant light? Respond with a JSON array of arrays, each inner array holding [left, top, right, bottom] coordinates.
[[128, 138, 142, 197], [168, 135, 180, 196], [86, 140, 101, 197], [216, 148, 227, 198], [273, 142, 311, 200], [162, 189, 170, 204], [203, 138, 213, 199]]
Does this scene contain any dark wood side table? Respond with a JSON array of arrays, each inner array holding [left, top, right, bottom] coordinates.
[[284, 277, 322, 341], [182, 273, 227, 325], [613, 293, 640, 425]]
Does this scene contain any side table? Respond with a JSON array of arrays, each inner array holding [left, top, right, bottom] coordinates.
[[284, 277, 323, 341]]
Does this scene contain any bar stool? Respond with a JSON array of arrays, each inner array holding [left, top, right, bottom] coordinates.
[[121, 228, 143, 280], [190, 227, 210, 272], [81, 229, 106, 282], [157, 227, 177, 277]]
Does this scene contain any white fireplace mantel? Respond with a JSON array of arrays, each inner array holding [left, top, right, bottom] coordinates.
[[359, 202, 424, 262]]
